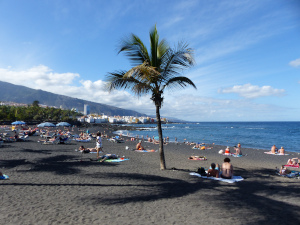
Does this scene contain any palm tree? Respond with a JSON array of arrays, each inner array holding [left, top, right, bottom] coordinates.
[[106, 25, 196, 170]]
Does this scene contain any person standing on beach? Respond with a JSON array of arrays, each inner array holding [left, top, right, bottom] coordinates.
[[96, 132, 102, 158]]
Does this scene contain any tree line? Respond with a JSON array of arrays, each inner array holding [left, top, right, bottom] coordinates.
[[0, 101, 82, 124]]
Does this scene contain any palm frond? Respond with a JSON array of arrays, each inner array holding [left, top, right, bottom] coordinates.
[[106, 69, 153, 97], [149, 25, 169, 68], [160, 41, 195, 81], [106, 71, 139, 92], [118, 34, 150, 66], [162, 76, 197, 91]]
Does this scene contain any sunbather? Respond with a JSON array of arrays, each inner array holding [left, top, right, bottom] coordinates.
[[279, 165, 291, 175], [271, 145, 278, 154], [79, 146, 97, 153], [136, 140, 145, 150], [224, 146, 231, 155], [234, 146, 242, 155], [207, 163, 220, 178], [287, 158, 299, 166], [221, 158, 233, 179], [278, 146, 285, 154], [99, 154, 119, 162]]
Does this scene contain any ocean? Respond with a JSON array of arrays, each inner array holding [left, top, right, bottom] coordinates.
[[115, 122, 300, 154]]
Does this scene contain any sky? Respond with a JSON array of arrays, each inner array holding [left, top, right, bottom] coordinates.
[[0, 0, 299, 122]]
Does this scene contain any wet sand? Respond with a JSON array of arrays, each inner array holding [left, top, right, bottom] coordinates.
[[0, 125, 300, 225]]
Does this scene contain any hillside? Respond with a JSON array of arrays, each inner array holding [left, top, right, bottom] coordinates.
[[0, 81, 147, 117]]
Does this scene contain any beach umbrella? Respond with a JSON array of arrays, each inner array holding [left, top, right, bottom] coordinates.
[[56, 122, 71, 127], [11, 121, 26, 125], [37, 122, 56, 127]]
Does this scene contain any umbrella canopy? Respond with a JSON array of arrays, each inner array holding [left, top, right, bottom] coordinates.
[[11, 121, 26, 125], [37, 122, 56, 127], [56, 122, 71, 127]]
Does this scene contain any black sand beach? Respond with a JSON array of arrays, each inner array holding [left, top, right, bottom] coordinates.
[[1, 125, 300, 225]]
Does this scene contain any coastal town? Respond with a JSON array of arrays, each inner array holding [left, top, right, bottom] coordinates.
[[0, 101, 168, 124]]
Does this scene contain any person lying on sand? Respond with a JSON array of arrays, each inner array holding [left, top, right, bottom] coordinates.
[[287, 158, 299, 166], [221, 158, 233, 179], [99, 154, 119, 162], [188, 156, 206, 160], [79, 146, 97, 153], [207, 163, 220, 178]]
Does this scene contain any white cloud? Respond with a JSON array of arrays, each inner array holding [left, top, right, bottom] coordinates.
[[0, 65, 155, 114], [289, 58, 300, 67], [219, 83, 285, 99], [0, 65, 292, 121]]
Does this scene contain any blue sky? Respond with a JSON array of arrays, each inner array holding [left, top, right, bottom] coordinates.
[[0, 0, 299, 121]]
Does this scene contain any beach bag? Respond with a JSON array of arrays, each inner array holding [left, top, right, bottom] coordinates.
[[196, 167, 206, 176]]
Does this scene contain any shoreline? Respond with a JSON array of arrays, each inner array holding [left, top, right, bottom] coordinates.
[[1, 124, 300, 224]]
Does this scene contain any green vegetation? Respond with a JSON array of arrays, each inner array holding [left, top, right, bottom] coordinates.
[[106, 25, 196, 170], [0, 101, 82, 124]]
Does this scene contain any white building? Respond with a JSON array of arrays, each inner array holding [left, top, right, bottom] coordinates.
[[84, 104, 90, 115]]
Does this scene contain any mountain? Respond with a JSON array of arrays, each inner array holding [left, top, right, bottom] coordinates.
[[0, 81, 147, 117]]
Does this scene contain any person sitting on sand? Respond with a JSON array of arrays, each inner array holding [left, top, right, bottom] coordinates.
[[136, 140, 145, 150], [207, 163, 220, 178], [221, 157, 233, 179], [278, 146, 285, 154], [279, 165, 291, 175], [224, 146, 231, 155], [287, 158, 299, 166], [234, 145, 242, 156], [271, 145, 278, 154]]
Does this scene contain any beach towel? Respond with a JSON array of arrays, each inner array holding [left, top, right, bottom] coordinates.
[[222, 153, 244, 157], [103, 158, 129, 162], [264, 152, 289, 155], [0, 174, 9, 180], [75, 138, 91, 142], [135, 149, 157, 152], [189, 172, 244, 183], [284, 164, 299, 168], [277, 171, 300, 178]]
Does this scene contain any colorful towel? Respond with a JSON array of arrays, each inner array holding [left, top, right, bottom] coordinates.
[[264, 152, 289, 155], [284, 164, 299, 168], [0, 174, 9, 180], [277, 171, 300, 178], [104, 158, 129, 162], [189, 172, 244, 183]]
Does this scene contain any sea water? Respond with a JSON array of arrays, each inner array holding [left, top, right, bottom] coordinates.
[[115, 122, 300, 154]]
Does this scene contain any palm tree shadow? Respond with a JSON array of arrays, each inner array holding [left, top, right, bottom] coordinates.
[[0, 154, 119, 175], [83, 168, 300, 224]]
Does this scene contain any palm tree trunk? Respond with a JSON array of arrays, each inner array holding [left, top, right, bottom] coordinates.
[[156, 105, 166, 170]]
